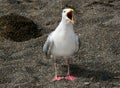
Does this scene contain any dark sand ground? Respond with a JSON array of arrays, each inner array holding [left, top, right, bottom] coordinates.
[[0, 0, 120, 88]]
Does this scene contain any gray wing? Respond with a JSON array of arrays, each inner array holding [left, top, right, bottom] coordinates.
[[43, 33, 54, 56], [74, 35, 81, 53]]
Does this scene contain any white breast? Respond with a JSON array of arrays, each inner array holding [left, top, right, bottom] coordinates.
[[51, 29, 76, 57]]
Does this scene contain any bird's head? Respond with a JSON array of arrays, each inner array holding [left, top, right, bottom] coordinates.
[[62, 8, 74, 24]]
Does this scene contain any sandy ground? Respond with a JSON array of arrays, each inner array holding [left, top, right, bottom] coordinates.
[[0, 0, 120, 88]]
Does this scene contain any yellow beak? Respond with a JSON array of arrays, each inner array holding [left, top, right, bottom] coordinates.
[[67, 9, 74, 24]]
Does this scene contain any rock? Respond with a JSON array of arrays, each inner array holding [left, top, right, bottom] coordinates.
[[84, 82, 90, 85]]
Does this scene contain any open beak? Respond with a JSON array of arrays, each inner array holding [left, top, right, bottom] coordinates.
[[67, 9, 74, 24]]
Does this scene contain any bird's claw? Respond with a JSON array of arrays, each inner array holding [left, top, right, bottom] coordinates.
[[65, 75, 77, 81], [52, 76, 64, 81]]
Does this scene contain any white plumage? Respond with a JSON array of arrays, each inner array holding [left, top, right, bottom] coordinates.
[[43, 8, 80, 81], [43, 8, 80, 57]]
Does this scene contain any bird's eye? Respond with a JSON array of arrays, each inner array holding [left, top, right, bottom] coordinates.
[[64, 11, 66, 13]]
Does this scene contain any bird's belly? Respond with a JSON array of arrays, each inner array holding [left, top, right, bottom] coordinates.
[[52, 41, 75, 57]]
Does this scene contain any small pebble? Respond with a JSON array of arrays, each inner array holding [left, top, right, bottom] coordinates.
[[84, 82, 90, 85]]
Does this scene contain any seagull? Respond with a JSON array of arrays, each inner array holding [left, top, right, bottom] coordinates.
[[43, 8, 81, 81]]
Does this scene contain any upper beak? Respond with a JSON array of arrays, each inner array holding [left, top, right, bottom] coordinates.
[[67, 9, 74, 24]]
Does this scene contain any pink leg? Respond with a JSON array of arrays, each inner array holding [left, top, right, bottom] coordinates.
[[65, 58, 77, 81], [52, 63, 64, 81]]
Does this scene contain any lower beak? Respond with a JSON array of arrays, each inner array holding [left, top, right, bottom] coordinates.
[[69, 18, 74, 24]]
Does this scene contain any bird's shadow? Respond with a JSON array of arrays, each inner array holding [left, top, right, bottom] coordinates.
[[64, 64, 120, 81]]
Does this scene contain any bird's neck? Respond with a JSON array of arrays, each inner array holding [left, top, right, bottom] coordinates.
[[61, 18, 73, 27], [56, 18, 74, 33]]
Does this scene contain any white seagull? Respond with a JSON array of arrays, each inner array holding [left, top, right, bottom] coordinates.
[[43, 8, 81, 81]]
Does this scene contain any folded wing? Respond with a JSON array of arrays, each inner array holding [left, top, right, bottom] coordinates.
[[74, 35, 81, 54], [43, 33, 54, 56]]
